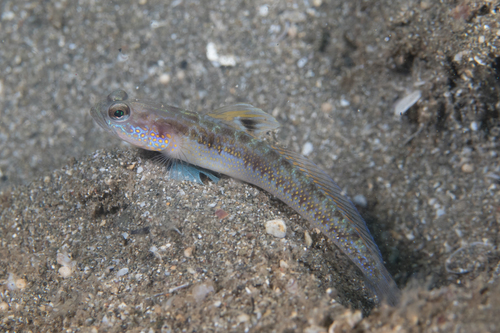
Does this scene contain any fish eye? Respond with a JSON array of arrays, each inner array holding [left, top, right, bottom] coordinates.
[[109, 103, 130, 121]]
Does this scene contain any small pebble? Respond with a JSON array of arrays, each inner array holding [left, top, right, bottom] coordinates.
[[265, 219, 287, 238], [321, 102, 333, 113], [304, 230, 313, 247], [340, 97, 350, 107], [0, 302, 8, 311], [297, 57, 308, 68], [258, 5, 269, 17], [176, 70, 186, 80], [137, 166, 144, 174], [215, 209, 229, 220], [420, 0, 431, 9], [184, 247, 194, 258], [116, 267, 129, 277], [159, 73, 171, 85], [206, 42, 218, 62], [59, 266, 73, 278], [237, 313, 250, 323], [312, 0, 322, 7], [461, 163, 474, 173], [1, 11, 15, 21], [301, 142, 314, 156], [470, 121, 479, 131], [352, 194, 367, 208]]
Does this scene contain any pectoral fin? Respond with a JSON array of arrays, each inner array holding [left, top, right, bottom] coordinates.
[[169, 162, 220, 184]]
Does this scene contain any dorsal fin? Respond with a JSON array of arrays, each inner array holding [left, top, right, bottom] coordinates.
[[208, 103, 280, 137], [272, 145, 384, 261]]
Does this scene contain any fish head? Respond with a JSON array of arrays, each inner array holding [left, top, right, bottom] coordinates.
[[90, 90, 178, 152]]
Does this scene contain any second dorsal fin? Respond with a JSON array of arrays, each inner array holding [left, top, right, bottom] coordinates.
[[208, 103, 280, 137], [272, 145, 384, 262]]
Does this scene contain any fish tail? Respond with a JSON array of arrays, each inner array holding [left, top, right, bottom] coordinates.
[[365, 265, 401, 306]]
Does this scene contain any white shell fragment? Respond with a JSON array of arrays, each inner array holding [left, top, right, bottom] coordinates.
[[353, 194, 368, 208], [206, 42, 237, 67], [265, 219, 287, 238], [206, 42, 219, 62], [57, 251, 77, 278], [301, 142, 314, 156], [394, 90, 422, 116], [116, 267, 129, 277]]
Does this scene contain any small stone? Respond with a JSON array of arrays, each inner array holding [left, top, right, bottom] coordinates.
[[420, 0, 431, 9], [304, 230, 313, 247], [159, 73, 171, 85], [184, 247, 194, 258], [215, 209, 229, 220], [340, 97, 350, 107], [470, 121, 479, 131], [352, 194, 367, 208], [1, 11, 15, 21], [258, 5, 269, 17], [237, 313, 250, 323], [59, 266, 73, 278], [176, 70, 186, 80], [297, 57, 308, 68], [301, 142, 314, 156], [312, 0, 322, 7], [461, 163, 474, 173], [206, 42, 219, 62], [436, 208, 446, 217], [279, 260, 289, 269], [321, 102, 333, 113], [218, 55, 237, 67], [137, 166, 143, 174], [116, 267, 129, 277], [0, 302, 8, 311], [265, 219, 287, 238]]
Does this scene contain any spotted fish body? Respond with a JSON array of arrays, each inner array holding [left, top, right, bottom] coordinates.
[[91, 90, 400, 305]]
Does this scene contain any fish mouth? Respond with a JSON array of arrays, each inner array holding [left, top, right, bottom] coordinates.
[[90, 100, 112, 132]]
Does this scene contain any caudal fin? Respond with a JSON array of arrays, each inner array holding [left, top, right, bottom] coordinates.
[[366, 266, 401, 306]]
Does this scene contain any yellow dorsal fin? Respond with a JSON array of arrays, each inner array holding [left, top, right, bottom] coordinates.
[[208, 103, 280, 137]]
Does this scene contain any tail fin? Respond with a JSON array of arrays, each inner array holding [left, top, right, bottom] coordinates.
[[365, 266, 401, 306]]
